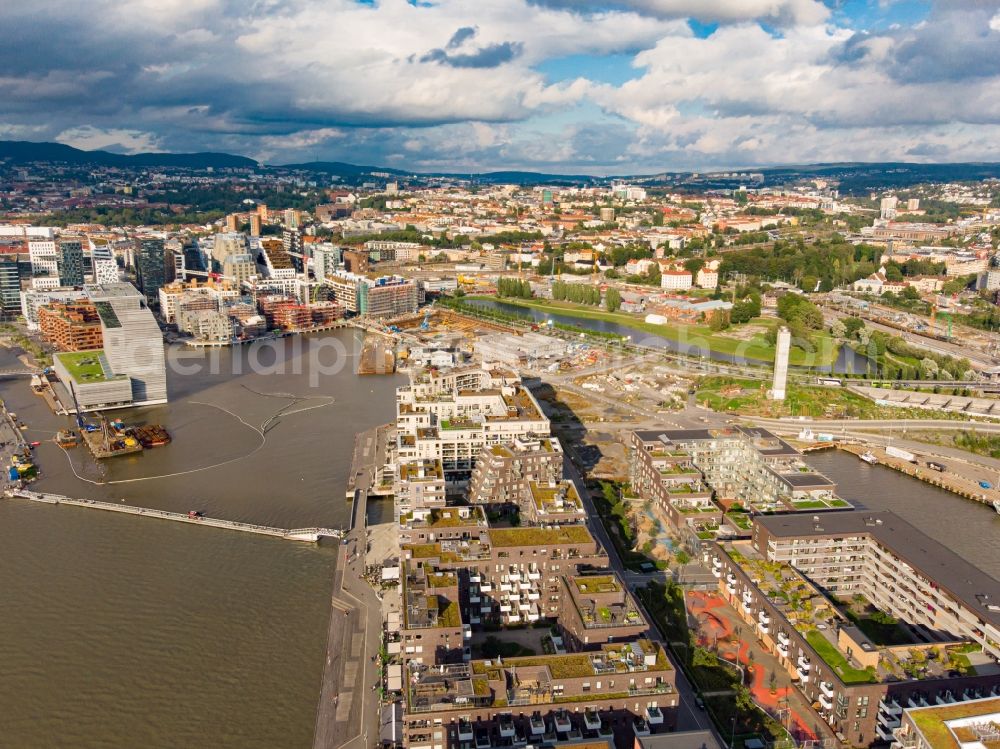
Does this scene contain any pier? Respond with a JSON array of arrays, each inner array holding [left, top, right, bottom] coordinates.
[[3, 490, 343, 542], [345, 424, 392, 499]]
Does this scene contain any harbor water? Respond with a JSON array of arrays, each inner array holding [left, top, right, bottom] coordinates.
[[0, 329, 404, 749]]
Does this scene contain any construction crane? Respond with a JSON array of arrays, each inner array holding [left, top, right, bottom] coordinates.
[[68, 382, 85, 429], [420, 309, 431, 331]]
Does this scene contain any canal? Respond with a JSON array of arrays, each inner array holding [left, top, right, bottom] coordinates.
[[0, 330, 404, 749], [806, 449, 1000, 578], [465, 298, 870, 373]]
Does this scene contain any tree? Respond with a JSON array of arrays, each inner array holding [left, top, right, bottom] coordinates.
[[684, 258, 705, 278], [605, 287, 622, 313], [708, 310, 731, 331]]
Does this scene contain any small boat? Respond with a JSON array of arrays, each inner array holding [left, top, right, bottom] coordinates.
[[29, 441, 40, 447], [979, 480, 993, 490], [860, 451, 878, 465]]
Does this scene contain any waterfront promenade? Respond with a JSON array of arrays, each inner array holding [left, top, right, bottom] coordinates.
[[313, 424, 389, 749]]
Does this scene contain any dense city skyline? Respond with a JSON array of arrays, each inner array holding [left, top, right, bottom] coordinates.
[[4, 0, 1000, 173]]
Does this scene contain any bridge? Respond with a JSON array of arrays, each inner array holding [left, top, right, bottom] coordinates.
[[4, 490, 343, 542], [0, 367, 40, 378]]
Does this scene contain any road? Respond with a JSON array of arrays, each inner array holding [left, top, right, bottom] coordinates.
[[547, 395, 715, 737]]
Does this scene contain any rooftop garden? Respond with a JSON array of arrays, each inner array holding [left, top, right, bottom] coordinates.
[[427, 573, 458, 589], [438, 599, 461, 628], [428, 508, 482, 527], [489, 525, 592, 547], [405, 543, 441, 558], [804, 629, 878, 684], [55, 350, 122, 383], [726, 512, 753, 531], [575, 576, 620, 594], [474, 654, 595, 680], [909, 698, 1000, 749]]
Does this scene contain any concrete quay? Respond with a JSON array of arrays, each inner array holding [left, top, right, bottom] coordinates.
[[313, 427, 385, 749]]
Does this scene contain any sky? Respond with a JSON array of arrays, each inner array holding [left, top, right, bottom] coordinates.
[[2, 0, 1000, 173]]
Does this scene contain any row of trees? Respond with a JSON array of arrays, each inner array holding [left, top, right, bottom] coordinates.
[[552, 280, 602, 305], [495, 277, 533, 299], [719, 237, 883, 292]]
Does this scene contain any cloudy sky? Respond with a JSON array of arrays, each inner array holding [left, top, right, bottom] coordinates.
[[3, 0, 1000, 173]]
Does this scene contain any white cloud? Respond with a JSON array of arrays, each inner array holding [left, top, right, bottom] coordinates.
[[55, 126, 163, 154]]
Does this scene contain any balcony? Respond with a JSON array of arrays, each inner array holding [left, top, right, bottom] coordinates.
[[633, 717, 651, 737], [819, 693, 833, 711], [554, 710, 572, 733], [480, 583, 492, 592], [819, 681, 834, 699], [469, 574, 481, 583], [776, 642, 789, 658], [458, 720, 474, 741], [475, 729, 491, 749], [726, 582, 737, 595], [879, 699, 902, 717], [878, 711, 901, 731], [646, 706, 664, 725], [528, 571, 541, 581], [499, 714, 516, 738], [584, 710, 602, 730], [876, 723, 896, 742], [529, 715, 545, 736]]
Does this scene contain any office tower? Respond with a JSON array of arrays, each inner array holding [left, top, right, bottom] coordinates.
[[28, 239, 60, 289], [770, 326, 790, 400], [58, 239, 85, 286], [0, 257, 22, 318], [86, 283, 168, 405], [135, 238, 167, 307]]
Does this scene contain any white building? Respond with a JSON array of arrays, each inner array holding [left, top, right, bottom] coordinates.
[[696, 268, 719, 289], [770, 327, 790, 401], [28, 240, 60, 289], [660, 270, 693, 291]]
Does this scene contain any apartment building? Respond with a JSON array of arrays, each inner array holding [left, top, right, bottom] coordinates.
[[329, 271, 418, 317], [892, 697, 1000, 749], [28, 239, 60, 289], [58, 238, 85, 287], [396, 372, 550, 484], [38, 302, 103, 351], [557, 574, 650, 652], [630, 429, 846, 520], [402, 637, 676, 749], [705, 512, 1000, 747], [395, 460, 448, 517], [467, 437, 564, 507]]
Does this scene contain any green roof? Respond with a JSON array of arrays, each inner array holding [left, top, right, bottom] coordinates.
[[55, 350, 124, 384], [489, 525, 593, 547]]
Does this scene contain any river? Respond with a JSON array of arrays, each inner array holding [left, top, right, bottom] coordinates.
[[466, 298, 871, 373], [0, 330, 404, 749]]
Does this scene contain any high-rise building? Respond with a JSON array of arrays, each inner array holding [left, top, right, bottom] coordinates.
[[91, 244, 120, 285], [225, 213, 239, 232], [311, 244, 341, 282], [134, 238, 167, 308], [249, 214, 261, 237], [222, 253, 257, 287], [85, 283, 168, 405], [284, 208, 299, 229], [256, 203, 268, 221], [770, 326, 790, 400], [0, 257, 22, 318], [28, 239, 60, 289], [211, 232, 246, 267], [58, 238, 85, 287], [880, 195, 898, 220]]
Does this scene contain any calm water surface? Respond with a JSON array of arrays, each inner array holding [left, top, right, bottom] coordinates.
[[807, 450, 1000, 578], [0, 330, 404, 749]]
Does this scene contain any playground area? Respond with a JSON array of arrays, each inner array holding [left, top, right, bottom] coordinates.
[[687, 590, 829, 745]]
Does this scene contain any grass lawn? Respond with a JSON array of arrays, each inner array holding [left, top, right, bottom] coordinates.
[[805, 630, 878, 684], [55, 350, 119, 383], [470, 297, 840, 367]]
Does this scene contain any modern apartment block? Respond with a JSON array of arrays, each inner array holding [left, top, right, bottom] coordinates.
[[557, 575, 650, 651], [38, 302, 103, 351], [629, 428, 848, 539], [0, 257, 21, 318], [467, 437, 564, 507], [396, 368, 550, 485], [328, 271, 418, 317], [706, 512, 1000, 747], [892, 697, 1000, 749], [28, 238, 60, 289]]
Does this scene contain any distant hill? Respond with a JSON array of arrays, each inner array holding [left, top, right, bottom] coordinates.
[[280, 160, 411, 178], [4, 141, 1000, 192], [0, 140, 259, 169]]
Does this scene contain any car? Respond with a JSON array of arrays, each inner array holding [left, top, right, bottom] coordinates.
[[694, 695, 706, 710]]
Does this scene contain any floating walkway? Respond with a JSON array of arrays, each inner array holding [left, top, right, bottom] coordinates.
[[4, 489, 343, 543]]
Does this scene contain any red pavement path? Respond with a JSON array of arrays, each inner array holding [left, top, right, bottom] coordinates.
[[687, 591, 818, 743]]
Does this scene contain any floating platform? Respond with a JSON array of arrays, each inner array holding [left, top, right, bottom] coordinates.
[[80, 427, 143, 459], [358, 338, 396, 375]]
